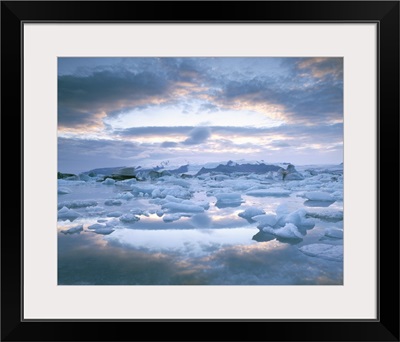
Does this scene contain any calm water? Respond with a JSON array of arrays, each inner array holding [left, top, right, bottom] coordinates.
[[58, 175, 343, 285]]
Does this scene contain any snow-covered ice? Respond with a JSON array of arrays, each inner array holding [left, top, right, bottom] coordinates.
[[238, 207, 265, 220], [263, 223, 303, 240]]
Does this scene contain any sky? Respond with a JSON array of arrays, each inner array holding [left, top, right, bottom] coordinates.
[[58, 57, 343, 174]]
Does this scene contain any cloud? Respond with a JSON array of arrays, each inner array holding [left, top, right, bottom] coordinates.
[[58, 69, 170, 129], [182, 127, 211, 145], [161, 141, 179, 148]]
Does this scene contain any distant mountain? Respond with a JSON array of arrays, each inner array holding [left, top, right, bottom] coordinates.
[[196, 162, 282, 176]]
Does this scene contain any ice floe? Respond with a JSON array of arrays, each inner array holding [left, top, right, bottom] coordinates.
[[324, 228, 343, 239], [60, 224, 83, 234], [119, 213, 140, 223], [214, 193, 243, 208], [299, 243, 343, 262], [58, 187, 72, 195], [304, 191, 335, 201], [104, 199, 123, 206], [107, 211, 123, 218], [238, 207, 266, 220], [263, 223, 303, 240], [58, 200, 97, 210], [58, 207, 81, 221]]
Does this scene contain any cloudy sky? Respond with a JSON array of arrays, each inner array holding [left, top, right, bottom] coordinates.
[[58, 57, 343, 173]]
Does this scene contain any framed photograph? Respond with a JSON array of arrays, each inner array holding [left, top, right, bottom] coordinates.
[[2, 1, 399, 341]]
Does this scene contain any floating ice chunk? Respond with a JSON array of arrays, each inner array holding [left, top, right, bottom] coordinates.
[[238, 207, 266, 220], [131, 184, 156, 195], [58, 187, 72, 195], [263, 223, 303, 239], [86, 206, 105, 216], [252, 214, 278, 228], [190, 213, 212, 228], [304, 191, 334, 201], [119, 213, 140, 223], [106, 219, 119, 227], [153, 187, 192, 200], [161, 202, 204, 213], [91, 227, 115, 235], [58, 207, 80, 221], [102, 178, 116, 185], [283, 209, 315, 229], [325, 228, 343, 239], [276, 203, 290, 216], [246, 188, 290, 197], [104, 199, 122, 206], [116, 192, 134, 200], [58, 179, 86, 186], [58, 200, 97, 210], [60, 224, 83, 234], [214, 193, 243, 208], [107, 211, 123, 218], [181, 199, 209, 210], [306, 209, 343, 222], [163, 213, 182, 222], [299, 243, 343, 261], [130, 208, 148, 216], [88, 223, 106, 230]]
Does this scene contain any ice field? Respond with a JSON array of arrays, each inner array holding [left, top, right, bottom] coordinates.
[[58, 162, 343, 285]]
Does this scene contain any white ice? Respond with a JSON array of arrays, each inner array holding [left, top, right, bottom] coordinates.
[[263, 223, 303, 239], [102, 178, 116, 185], [214, 193, 243, 206], [58, 207, 81, 221], [238, 207, 265, 220], [304, 191, 335, 201], [252, 214, 278, 227]]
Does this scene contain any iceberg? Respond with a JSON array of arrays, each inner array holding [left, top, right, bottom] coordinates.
[[238, 207, 266, 220], [102, 178, 116, 185], [214, 193, 243, 208], [58, 207, 80, 221], [263, 223, 304, 240], [58, 200, 97, 210], [106, 211, 123, 218], [252, 214, 278, 228], [58, 187, 72, 195], [324, 228, 344, 239], [304, 191, 334, 201], [60, 224, 83, 234], [119, 213, 140, 223], [104, 199, 123, 206], [91, 227, 115, 235]]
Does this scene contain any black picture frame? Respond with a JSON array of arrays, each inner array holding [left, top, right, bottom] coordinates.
[[1, 1, 399, 341]]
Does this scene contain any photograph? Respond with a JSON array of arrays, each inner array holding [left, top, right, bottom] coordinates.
[[57, 57, 344, 285]]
